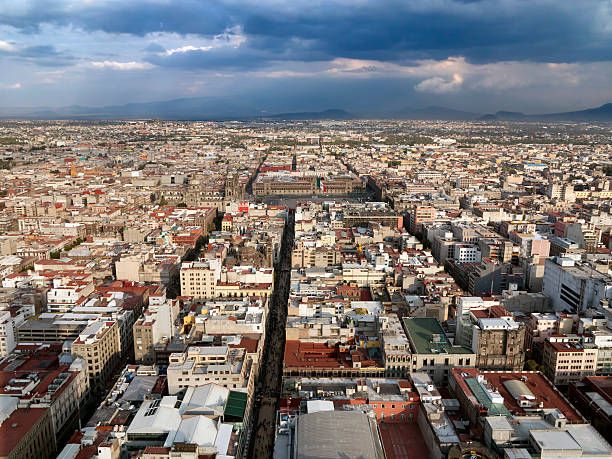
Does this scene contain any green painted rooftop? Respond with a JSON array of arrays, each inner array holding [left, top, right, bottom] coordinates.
[[465, 377, 511, 417], [402, 317, 473, 355], [224, 390, 248, 419]]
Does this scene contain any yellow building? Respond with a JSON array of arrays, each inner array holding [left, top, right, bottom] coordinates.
[[180, 261, 218, 299], [71, 319, 121, 392]]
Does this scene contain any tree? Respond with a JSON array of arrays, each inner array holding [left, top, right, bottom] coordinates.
[[182, 248, 197, 262], [159, 196, 168, 206], [195, 236, 206, 251]]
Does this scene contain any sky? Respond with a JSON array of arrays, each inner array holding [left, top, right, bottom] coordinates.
[[1, 0, 612, 114]]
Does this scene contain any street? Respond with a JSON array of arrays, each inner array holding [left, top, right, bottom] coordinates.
[[247, 209, 295, 459]]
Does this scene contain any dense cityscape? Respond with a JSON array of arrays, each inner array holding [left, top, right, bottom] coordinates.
[[0, 119, 609, 458]]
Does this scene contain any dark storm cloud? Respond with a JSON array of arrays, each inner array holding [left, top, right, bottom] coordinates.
[[146, 46, 270, 70], [19, 44, 61, 57], [1, 0, 611, 66], [146, 35, 328, 70], [143, 43, 166, 53], [0, 1, 230, 36], [0, 42, 75, 67], [2, 0, 612, 113]]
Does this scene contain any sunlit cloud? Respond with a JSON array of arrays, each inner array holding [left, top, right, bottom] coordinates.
[[253, 56, 589, 94], [0, 82, 21, 89], [163, 45, 213, 56], [90, 60, 154, 70], [415, 74, 464, 93], [0, 40, 15, 52]]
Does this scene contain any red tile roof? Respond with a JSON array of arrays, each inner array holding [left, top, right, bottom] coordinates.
[[450, 368, 583, 422], [379, 422, 428, 459], [284, 340, 381, 369], [229, 337, 259, 354], [0, 408, 48, 456]]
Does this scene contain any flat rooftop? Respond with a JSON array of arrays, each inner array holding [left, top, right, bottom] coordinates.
[[379, 422, 428, 459], [284, 340, 383, 370], [295, 410, 384, 459], [584, 376, 612, 401], [403, 317, 472, 355], [283, 377, 417, 402], [451, 368, 583, 422]]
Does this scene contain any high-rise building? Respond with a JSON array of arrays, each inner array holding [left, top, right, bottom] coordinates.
[[133, 290, 177, 363], [71, 319, 121, 393], [542, 257, 612, 313], [471, 315, 526, 371], [542, 335, 598, 385], [179, 260, 220, 299], [0, 309, 15, 357], [407, 205, 435, 234]]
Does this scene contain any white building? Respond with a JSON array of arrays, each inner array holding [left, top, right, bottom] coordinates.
[[453, 244, 482, 263], [167, 346, 250, 394], [47, 277, 95, 313], [125, 387, 236, 457], [0, 310, 15, 357], [455, 296, 500, 347], [543, 257, 612, 313]]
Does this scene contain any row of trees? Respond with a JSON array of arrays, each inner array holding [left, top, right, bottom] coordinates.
[[50, 237, 85, 259]]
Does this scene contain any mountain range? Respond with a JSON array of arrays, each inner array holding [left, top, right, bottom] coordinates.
[[392, 103, 612, 122], [1, 99, 612, 122], [479, 103, 612, 122]]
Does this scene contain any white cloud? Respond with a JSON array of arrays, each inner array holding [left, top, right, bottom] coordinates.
[[0, 40, 15, 52], [90, 60, 153, 70], [415, 73, 464, 93], [320, 56, 588, 94], [264, 70, 317, 78], [326, 57, 403, 74], [163, 45, 213, 56], [214, 25, 248, 48], [158, 26, 247, 56], [0, 82, 21, 89]]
